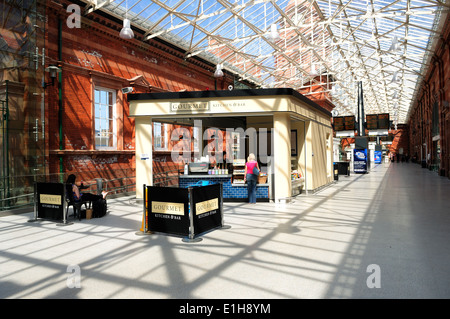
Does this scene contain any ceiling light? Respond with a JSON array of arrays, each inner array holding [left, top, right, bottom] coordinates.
[[309, 64, 318, 76], [214, 64, 224, 78], [120, 19, 134, 39], [267, 24, 280, 42]]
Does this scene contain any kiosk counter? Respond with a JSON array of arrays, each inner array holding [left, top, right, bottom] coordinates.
[[179, 174, 269, 202]]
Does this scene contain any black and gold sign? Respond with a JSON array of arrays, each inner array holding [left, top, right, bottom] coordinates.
[[147, 186, 189, 236], [36, 183, 65, 220], [195, 198, 218, 215], [192, 184, 222, 236]]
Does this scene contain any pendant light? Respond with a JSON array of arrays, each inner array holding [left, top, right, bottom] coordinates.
[[214, 64, 224, 78], [120, 1, 134, 40], [120, 18, 134, 39], [267, 24, 280, 42]]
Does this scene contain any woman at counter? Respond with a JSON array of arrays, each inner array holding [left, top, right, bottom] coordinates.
[[244, 153, 259, 204]]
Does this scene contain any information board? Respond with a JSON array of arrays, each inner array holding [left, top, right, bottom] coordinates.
[[366, 113, 390, 130], [378, 113, 390, 129], [366, 114, 378, 130], [333, 116, 345, 131], [333, 116, 355, 131], [344, 116, 356, 130]]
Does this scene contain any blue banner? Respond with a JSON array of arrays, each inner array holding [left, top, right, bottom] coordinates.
[[354, 149, 367, 174], [374, 151, 382, 164]]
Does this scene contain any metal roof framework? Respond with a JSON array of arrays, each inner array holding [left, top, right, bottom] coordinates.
[[81, 0, 449, 125]]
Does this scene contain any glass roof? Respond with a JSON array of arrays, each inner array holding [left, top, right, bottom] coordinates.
[[81, 0, 449, 125]]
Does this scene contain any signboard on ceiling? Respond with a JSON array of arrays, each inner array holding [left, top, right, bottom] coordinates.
[[366, 114, 378, 130], [333, 116, 355, 131], [333, 116, 344, 131], [366, 113, 390, 130], [378, 113, 390, 129], [344, 116, 356, 130]]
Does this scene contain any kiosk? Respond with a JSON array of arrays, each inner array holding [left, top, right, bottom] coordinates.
[[129, 88, 333, 203]]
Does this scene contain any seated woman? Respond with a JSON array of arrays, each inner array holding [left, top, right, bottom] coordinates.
[[66, 174, 108, 202]]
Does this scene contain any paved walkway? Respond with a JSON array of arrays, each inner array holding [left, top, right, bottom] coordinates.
[[1, 161, 450, 299]]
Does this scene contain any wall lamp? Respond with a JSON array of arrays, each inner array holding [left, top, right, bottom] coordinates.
[[43, 65, 61, 88]]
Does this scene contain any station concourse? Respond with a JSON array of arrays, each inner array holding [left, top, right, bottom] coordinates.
[[1, 161, 449, 299], [1, 0, 450, 303]]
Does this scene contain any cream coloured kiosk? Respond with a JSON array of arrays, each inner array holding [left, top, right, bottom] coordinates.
[[128, 88, 334, 203]]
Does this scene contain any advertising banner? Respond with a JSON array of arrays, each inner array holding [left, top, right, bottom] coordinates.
[[374, 151, 382, 164], [354, 149, 368, 174], [191, 184, 223, 236], [147, 186, 190, 236], [37, 183, 65, 220]]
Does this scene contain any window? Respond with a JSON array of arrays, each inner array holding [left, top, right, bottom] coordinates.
[[94, 88, 116, 150], [153, 122, 169, 150]]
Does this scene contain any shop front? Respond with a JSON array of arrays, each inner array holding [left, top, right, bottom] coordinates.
[[128, 88, 333, 203]]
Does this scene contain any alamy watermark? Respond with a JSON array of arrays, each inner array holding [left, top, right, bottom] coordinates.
[[66, 264, 81, 288], [366, 264, 381, 288], [170, 120, 273, 164], [67, 4, 81, 29]]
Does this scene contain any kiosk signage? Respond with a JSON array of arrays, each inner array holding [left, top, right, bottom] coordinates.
[[354, 149, 368, 173], [36, 182, 65, 220], [143, 184, 225, 241], [147, 186, 190, 236], [192, 184, 223, 236]]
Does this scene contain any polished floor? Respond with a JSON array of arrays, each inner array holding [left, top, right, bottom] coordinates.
[[1, 161, 450, 299]]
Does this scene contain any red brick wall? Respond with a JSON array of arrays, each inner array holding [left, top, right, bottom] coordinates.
[[388, 126, 409, 159], [44, 1, 233, 191], [407, 14, 450, 177]]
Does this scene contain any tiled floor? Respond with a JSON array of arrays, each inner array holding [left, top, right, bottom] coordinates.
[[1, 161, 450, 299]]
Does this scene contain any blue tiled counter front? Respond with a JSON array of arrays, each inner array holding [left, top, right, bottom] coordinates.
[[179, 175, 269, 202]]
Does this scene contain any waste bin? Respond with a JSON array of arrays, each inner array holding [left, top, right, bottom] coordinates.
[[337, 161, 350, 176]]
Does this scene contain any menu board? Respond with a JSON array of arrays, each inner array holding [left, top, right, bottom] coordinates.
[[366, 114, 378, 130]]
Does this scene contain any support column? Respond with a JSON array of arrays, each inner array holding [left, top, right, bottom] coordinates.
[[135, 116, 153, 199], [273, 112, 292, 203]]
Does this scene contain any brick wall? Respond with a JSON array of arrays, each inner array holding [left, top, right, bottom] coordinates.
[[407, 14, 450, 177], [44, 1, 233, 191]]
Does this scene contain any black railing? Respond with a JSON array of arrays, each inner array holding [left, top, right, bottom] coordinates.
[[153, 168, 181, 187], [0, 172, 136, 212]]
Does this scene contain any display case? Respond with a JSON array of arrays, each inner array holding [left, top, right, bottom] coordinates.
[[232, 158, 246, 184], [291, 156, 304, 196]]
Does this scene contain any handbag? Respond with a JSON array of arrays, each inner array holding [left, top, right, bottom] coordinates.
[[252, 166, 260, 176]]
